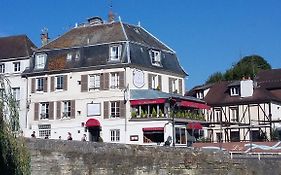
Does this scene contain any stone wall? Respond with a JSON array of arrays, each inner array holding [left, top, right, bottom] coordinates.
[[26, 139, 281, 175]]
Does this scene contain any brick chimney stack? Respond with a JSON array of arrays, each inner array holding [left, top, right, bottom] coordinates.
[[40, 28, 49, 46]]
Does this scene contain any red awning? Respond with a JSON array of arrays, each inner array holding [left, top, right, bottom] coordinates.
[[180, 101, 210, 110], [130, 98, 166, 105], [142, 127, 164, 132], [85, 118, 100, 127], [187, 122, 203, 130]]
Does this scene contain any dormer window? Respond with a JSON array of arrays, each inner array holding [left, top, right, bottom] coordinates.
[[67, 53, 72, 61], [35, 54, 47, 69], [196, 91, 204, 99], [109, 45, 122, 61], [230, 86, 240, 96], [150, 50, 161, 66]]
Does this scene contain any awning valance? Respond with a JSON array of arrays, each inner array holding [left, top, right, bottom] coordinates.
[[85, 118, 100, 127], [187, 122, 203, 130], [142, 127, 164, 132], [180, 101, 210, 110], [130, 98, 166, 105]]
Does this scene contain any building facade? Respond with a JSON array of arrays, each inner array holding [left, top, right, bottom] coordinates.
[[188, 70, 281, 143], [0, 35, 36, 130], [23, 17, 208, 145]]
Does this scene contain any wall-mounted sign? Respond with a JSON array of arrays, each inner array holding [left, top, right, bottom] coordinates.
[[133, 69, 145, 88]]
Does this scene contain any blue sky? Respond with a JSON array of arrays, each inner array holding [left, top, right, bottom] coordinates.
[[1, 0, 281, 90]]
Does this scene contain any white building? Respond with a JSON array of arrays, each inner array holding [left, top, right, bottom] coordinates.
[[23, 17, 209, 145], [188, 71, 281, 143], [0, 35, 36, 131]]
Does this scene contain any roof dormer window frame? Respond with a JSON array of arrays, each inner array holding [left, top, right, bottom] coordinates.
[[34, 53, 47, 70], [230, 86, 240, 96], [196, 90, 204, 99], [109, 44, 122, 62], [150, 49, 162, 67]]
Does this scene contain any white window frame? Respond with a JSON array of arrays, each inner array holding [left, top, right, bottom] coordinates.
[[62, 101, 71, 118], [67, 53, 72, 61], [215, 109, 222, 122], [196, 91, 204, 99], [230, 87, 240, 96], [230, 107, 239, 122], [13, 62, 20, 72], [89, 74, 100, 90], [36, 78, 44, 91], [110, 101, 120, 118], [151, 75, 158, 89], [110, 73, 119, 89], [150, 50, 161, 66], [35, 54, 47, 69], [175, 127, 187, 145], [56, 76, 64, 90], [172, 79, 178, 93], [0, 63, 5, 73], [12, 87, 20, 107], [38, 124, 51, 138], [110, 129, 120, 142], [40, 102, 49, 119], [109, 45, 122, 61]]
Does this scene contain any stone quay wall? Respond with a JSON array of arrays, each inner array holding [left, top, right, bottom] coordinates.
[[26, 139, 281, 175]]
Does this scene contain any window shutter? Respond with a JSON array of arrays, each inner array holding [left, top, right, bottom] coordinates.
[[120, 100, 126, 118], [31, 78, 35, 93], [148, 74, 152, 89], [63, 75, 68, 91], [103, 73, 109, 90], [43, 77, 48, 92], [57, 101, 61, 119], [158, 75, 162, 91], [34, 103, 39, 121], [169, 77, 172, 93], [49, 102, 54, 120], [50, 77, 55, 92], [179, 79, 183, 95], [70, 100, 75, 119], [81, 75, 88, 92], [119, 72, 125, 89], [104, 101, 109, 119]]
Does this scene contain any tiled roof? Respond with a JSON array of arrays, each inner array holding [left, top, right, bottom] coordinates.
[[0, 35, 36, 59], [256, 69, 281, 89]]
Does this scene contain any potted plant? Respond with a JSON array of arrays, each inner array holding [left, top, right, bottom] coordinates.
[[151, 108, 157, 118]]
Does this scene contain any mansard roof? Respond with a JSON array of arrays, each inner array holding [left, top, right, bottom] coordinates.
[[0, 35, 36, 60], [24, 19, 186, 76]]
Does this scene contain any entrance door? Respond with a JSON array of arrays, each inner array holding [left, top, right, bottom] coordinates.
[[88, 127, 100, 142]]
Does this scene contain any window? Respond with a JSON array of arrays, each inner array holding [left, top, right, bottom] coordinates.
[[110, 73, 119, 89], [35, 54, 47, 69], [215, 109, 222, 122], [230, 107, 239, 122], [12, 87, 20, 106], [40, 103, 49, 119], [67, 53, 72, 61], [151, 75, 158, 89], [143, 130, 164, 143], [150, 50, 161, 66], [110, 101, 120, 118], [13, 62, 20, 72], [36, 78, 44, 91], [172, 79, 178, 93], [0, 64, 5, 73], [38, 124, 51, 138], [110, 129, 120, 142], [56, 76, 64, 90], [109, 45, 121, 61], [230, 86, 240, 96], [176, 127, 186, 144], [89, 74, 100, 90], [75, 51, 80, 61], [62, 101, 71, 118], [196, 91, 204, 99]]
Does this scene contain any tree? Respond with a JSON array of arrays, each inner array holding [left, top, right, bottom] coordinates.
[[0, 75, 30, 175], [205, 55, 271, 83]]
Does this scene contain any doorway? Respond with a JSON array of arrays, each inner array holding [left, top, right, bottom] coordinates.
[[88, 127, 100, 142]]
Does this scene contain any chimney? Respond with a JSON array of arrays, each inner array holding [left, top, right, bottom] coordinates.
[[87, 16, 103, 25], [40, 28, 49, 46], [108, 10, 115, 23], [240, 78, 253, 98]]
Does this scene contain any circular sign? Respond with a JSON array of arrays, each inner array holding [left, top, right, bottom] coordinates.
[[133, 69, 145, 88]]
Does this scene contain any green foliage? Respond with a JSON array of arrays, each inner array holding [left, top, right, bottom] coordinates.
[[159, 109, 163, 117], [0, 76, 30, 175], [151, 108, 157, 118], [206, 55, 271, 84], [131, 111, 137, 118]]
